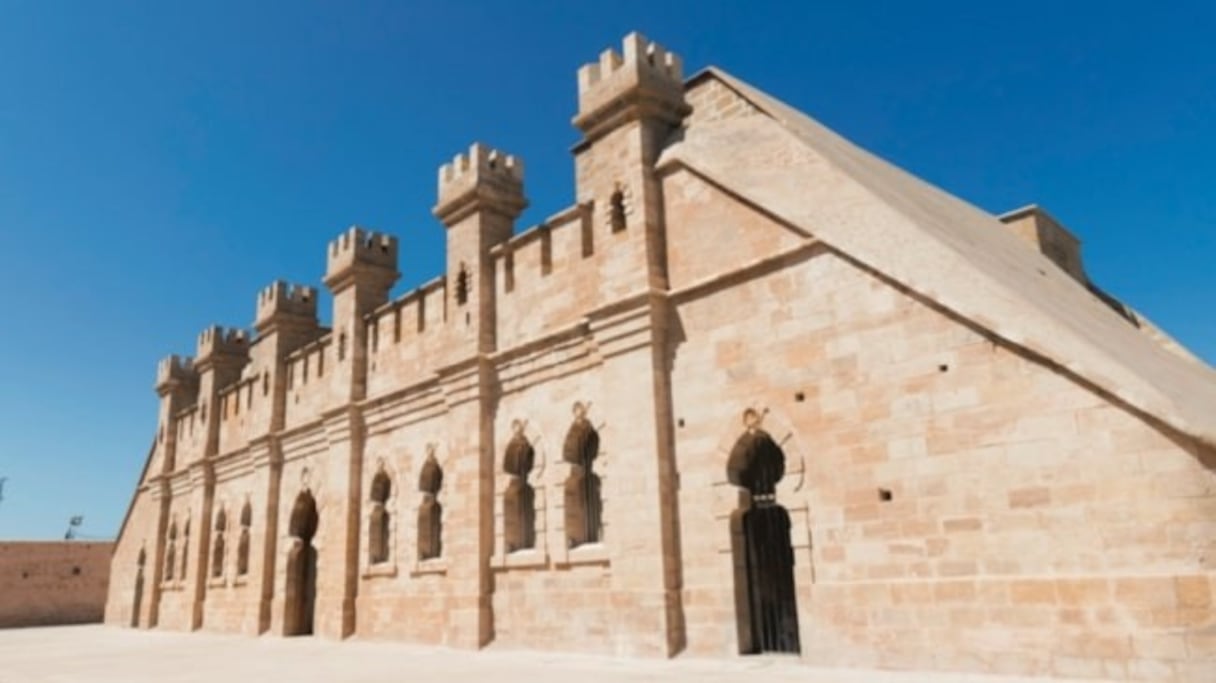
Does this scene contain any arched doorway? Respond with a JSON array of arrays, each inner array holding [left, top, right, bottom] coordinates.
[[727, 411, 801, 654], [284, 490, 319, 636], [131, 547, 146, 628]]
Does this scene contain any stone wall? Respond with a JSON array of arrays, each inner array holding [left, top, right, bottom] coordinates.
[[659, 160, 1216, 681], [1, 541, 113, 628], [105, 487, 158, 629]]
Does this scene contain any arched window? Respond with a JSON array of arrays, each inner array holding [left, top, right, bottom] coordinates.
[[289, 491, 318, 541], [503, 428, 536, 552], [211, 509, 227, 578], [726, 423, 785, 499], [236, 502, 252, 576], [179, 519, 190, 580], [563, 402, 602, 547], [417, 455, 443, 560], [368, 470, 391, 564], [455, 264, 470, 306], [164, 521, 178, 581], [609, 186, 627, 232]]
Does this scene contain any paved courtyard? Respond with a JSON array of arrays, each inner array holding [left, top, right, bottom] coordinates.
[[0, 625, 1111, 683]]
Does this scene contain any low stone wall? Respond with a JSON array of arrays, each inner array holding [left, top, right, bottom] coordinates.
[[0, 542, 114, 628]]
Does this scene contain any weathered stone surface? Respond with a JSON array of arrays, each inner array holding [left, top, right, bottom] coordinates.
[[1, 542, 112, 627]]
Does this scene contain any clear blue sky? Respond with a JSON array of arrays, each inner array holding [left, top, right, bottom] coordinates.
[[0, 1, 1212, 539]]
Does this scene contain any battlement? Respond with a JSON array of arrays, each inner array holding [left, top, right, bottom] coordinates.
[[487, 200, 655, 350], [195, 325, 250, 366], [434, 143, 528, 225], [255, 280, 318, 333], [364, 276, 453, 397], [155, 354, 196, 395], [574, 33, 689, 136], [324, 226, 400, 289], [440, 143, 524, 189], [577, 33, 684, 96]]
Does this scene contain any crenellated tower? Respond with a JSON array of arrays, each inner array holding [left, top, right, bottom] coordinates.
[[574, 32, 688, 143], [572, 32, 689, 289], [430, 143, 526, 647], [154, 355, 197, 474], [255, 281, 319, 340], [188, 325, 249, 628], [146, 354, 199, 630], [572, 33, 690, 654], [433, 143, 527, 356], [320, 226, 399, 638], [194, 326, 249, 407], [193, 326, 250, 461], [323, 227, 399, 402], [253, 281, 321, 426], [196, 324, 249, 420]]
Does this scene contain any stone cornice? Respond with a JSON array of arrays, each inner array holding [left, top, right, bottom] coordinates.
[[212, 446, 255, 484], [248, 435, 281, 470], [279, 423, 329, 464], [435, 356, 487, 410], [495, 331, 597, 397], [321, 405, 362, 445], [361, 379, 447, 437], [585, 290, 655, 360]]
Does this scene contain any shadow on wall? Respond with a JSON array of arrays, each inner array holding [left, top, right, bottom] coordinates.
[[0, 542, 113, 628]]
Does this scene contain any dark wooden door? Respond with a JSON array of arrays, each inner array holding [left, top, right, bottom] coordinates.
[[131, 570, 144, 628], [285, 542, 317, 636], [297, 544, 317, 635], [743, 504, 800, 653]]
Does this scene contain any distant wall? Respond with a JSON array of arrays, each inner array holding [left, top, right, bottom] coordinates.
[[0, 541, 113, 628]]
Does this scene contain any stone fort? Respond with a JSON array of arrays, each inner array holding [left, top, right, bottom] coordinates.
[[106, 33, 1216, 682]]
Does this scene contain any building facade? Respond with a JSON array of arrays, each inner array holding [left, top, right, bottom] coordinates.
[[105, 34, 1216, 681]]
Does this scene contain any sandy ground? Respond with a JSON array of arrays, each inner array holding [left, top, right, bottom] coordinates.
[[0, 625, 1108, 683]]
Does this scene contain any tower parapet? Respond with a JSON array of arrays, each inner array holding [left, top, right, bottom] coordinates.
[[155, 355, 197, 397], [573, 32, 689, 141], [434, 143, 527, 225], [195, 326, 250, 371], [255, 281, 319, 334], [323, 226, 400, 294]]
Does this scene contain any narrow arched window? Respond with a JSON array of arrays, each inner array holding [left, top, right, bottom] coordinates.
[[164, 521, 178, 581], [211, 509, 227, 578], [180, 519, 191, 580], [236, 502, 252, 576], [563, 403, 602, 547], [609, 186, 626, 232], [417, 455, 443, 560], [503, 428, 536, 552], [455, 263, 470, 306], [368, 470, 392, 564]]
